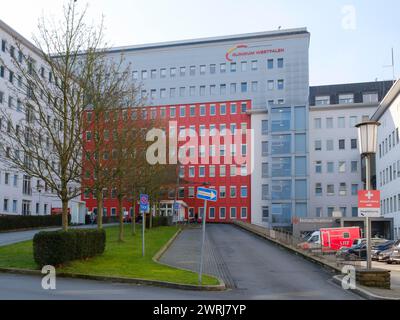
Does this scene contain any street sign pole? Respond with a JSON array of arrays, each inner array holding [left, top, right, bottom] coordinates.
[[199, 199, 207, 285], [142, 210, 145, 257]]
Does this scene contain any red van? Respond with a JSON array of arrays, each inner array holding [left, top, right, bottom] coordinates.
[[320, 227, 361, 251]]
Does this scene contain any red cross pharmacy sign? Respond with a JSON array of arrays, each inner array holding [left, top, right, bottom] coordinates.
[[358, 190, 381, 217]]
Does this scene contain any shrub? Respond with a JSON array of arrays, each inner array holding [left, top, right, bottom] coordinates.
[[145, 215, 173, 228], [33, 229, 106, 268], [0, 214, 71, 232]]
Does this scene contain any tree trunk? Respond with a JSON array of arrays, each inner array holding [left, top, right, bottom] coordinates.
[[131, 201, 136, 235], [149, 203, 153, 229], [118, 196, 124, 242], [62, 198, 69, 231], [97, 191, 103, 229]]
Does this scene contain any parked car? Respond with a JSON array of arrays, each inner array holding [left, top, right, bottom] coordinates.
[[388, 241, 400, 264], [371, 240, 395, 260], [337, 242, 367, 261]]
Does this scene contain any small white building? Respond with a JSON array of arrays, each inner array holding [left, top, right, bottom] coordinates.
[[371, 79, 400, 239]]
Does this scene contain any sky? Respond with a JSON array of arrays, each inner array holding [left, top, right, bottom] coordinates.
[[1, 0, 399, 85]]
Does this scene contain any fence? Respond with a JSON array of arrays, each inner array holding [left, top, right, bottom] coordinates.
[[234, 221, 364, 271]]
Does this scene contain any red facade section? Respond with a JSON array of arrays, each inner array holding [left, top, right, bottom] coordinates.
[[82, 99, 251, 223]]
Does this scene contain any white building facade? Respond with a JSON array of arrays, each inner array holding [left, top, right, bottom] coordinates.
[[309, 82, 393, 220], [0, 19, 85, 223], [371, 80, 400, 239]]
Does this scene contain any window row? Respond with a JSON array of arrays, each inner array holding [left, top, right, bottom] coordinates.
[[140, 80, 284, 100], [179, 165, 249, 178], [188, 206, 248, 220], [132, 58, 285, 80], [314, 160, 359, 174], [379, 127, 400, 158], [313, 115, 370, 129], [314, 183, 360, 196], [381, 194, 400, 215], [379, 160, 400, 187], [314, 138, 358, 151], [315, 206, 359, 218], [86, 102, 249, 122], [314, 92, 378, 106]]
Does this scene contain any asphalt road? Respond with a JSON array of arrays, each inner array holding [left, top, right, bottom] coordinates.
[[0, 224, 361, 300]]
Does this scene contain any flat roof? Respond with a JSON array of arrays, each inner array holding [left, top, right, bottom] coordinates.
[[106, 28, 309, 54]]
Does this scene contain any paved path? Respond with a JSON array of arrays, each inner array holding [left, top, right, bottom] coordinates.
[[160, 224, 360, 300], [0, 223, 118, 247]]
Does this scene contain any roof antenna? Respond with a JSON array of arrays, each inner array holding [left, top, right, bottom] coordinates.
[[383, 47, 395, 83]]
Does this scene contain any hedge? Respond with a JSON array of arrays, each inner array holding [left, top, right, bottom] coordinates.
[[0, 214, 71, 232], [145, 215, 173, 228], [33, 228, 106, 268]]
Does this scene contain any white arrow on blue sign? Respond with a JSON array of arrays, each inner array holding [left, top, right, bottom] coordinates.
[[196, 187, 217, 202]]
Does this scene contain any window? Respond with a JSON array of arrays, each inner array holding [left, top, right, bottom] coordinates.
[[200, 65, 206, 75], [241, 82, 247, 92], [267, 59, 274, 69], [338, 117, 345, 128], [251, 60, 258, 71], [339, 139, 345, 150], [230, 186, 237, 198], [170, 67, 177, 77], [314, 118, 322, 129], [189, 86, 195, 96], [315, 140, 322, 151], [230, 103, 237, 114], [241, 61, 247, 72], [315, 161, 322, 173], [230, 207, 237, 219], [351, 161, 358, 172], [326, 139, 334, 151], [363, 92, 378, 103], [267, 80, 274, 90], [210, 64, 216, 74], [241, 207, 247, 219], [220, 63, 226, 73], [339, 183, 347, 196], [262, 141, 269, 157], [351, 139, 357, 149], [220, 84, 226, 95], [326, 118, 333, 128], [160, 68, 166, 78], [315, 95, 331, 105], [179, 106, 186, 117], [349, 116, 357, 128], [315, 183, 322, 196], [262, 163, 269, 178], [262, 207, 269, 222], [339, 161, 346, 173], [240, 186, 248, 198], [210, 104, 216, 116], [277, 80, 284, 90], [220, 165, 226, 177], [230, 83, 237, 93], [199, 166, 205, 177], [230, 62, 236, 72], [219, 207, 226, 219], [189, 65, 195, 76], [220, 186, 226, 198], [262, 185, 269, 200], [261, 120, 268, 135], [220, 103, 226, 115], [141, 70, 148, 79], [209, 207, 215, 219], [351, 184, 358, 196], [327, 184, 335, 196], [179, 87, 185, 97], [251, 81, 258, 92], [339, 93, 354, 104]]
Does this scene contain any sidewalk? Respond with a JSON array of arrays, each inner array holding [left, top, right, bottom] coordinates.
[[159, 226, 236, 288]]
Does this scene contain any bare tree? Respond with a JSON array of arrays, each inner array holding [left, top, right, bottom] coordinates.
[[0, 1, 111, 230]]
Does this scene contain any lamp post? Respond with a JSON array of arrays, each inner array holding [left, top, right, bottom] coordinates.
[[355, 121, 380, 270]]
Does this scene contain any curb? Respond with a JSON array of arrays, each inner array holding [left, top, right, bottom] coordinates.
[[332, 275, 400, 300], [0, 228, 226, 292]]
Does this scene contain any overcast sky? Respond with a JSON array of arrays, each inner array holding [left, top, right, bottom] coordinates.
[[2, 0, 399, 85]]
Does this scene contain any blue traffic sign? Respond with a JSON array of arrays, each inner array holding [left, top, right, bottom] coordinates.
[[139, 194, 149, 212], [196, 187, 217, 202]]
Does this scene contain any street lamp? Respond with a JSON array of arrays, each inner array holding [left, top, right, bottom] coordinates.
[[355, 121, 380, 270]]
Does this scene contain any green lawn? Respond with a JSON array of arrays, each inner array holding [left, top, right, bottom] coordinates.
[[0, 226, 219, 286]]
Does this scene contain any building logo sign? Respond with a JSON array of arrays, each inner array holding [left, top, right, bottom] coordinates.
[[225, 44, 285, 62]]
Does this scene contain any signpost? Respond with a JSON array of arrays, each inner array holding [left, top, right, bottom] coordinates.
[[196, 187, 217, 284], [139, 194, 149, 257], [358, 190, 381, 270]]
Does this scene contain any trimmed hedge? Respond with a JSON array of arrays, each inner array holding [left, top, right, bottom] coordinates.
[[0, 214, 71, 232], [33, 228, 106, 268], [145, 215, 173, 228]]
